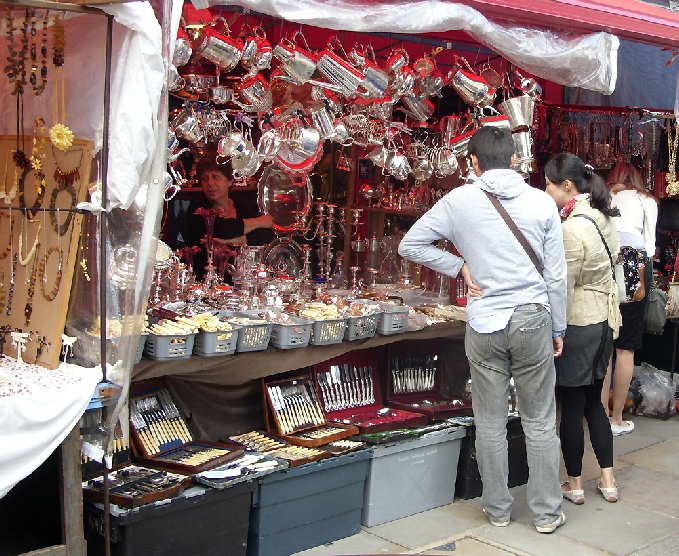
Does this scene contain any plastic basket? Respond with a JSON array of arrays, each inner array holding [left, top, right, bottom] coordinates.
[[144, 333, 196, 360], [344, 313, 379, 341], [269, 315, 313, 349], [135, 334, 148, 364], [309, 317, 348, 346], [193, 325, 241, 357], [377, 303, 410, 335]]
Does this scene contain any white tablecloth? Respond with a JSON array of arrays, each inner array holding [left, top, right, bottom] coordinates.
[[0, 358, 102, 499]]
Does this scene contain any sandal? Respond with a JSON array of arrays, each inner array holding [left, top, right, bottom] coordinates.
[[598, 482, 618, 503], [561, 482, 585, 505]]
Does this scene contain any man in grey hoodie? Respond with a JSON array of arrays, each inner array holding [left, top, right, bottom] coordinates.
[[399, 126, 568, 533]]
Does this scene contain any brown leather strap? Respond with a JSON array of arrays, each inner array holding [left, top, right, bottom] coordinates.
[[483, 189, 543, 276]]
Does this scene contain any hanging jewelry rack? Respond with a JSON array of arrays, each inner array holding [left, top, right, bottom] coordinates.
[[0, 1, 114, 555]]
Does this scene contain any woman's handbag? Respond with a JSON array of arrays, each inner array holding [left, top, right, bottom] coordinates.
[[614, 247, 646, 303], [574, 215, 644, 303], [644, 284, 668, 335]]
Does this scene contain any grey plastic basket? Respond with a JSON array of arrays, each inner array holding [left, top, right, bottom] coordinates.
[[309, 317, 348, 346], [144, 333, 195, 360], [193, 325, 241, 356], [269, 315, 313, 349], [344, 313, 379, 341], [376, 302, 410, 335], [135, 334, 148, 364]]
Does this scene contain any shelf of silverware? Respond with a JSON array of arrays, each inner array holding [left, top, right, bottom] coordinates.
[[129, 378, 245, 474], [223, 431, 332, 467], [262, 375, 360, 448], [82, 465, 193, 509], [386, 340, 473, 420], [313, 350, 430, 434]]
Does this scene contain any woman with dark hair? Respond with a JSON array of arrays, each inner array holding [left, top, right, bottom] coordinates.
[[545, 153, 622, 506], [602, 162, 658, 436], [186, 156, 274, 281]]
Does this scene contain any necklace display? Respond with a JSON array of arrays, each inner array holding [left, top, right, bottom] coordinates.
[[18, 215, 41, 266], [30, 117, 47, 196], [50, 147, 81, 235], [666, 121, 679, 197]]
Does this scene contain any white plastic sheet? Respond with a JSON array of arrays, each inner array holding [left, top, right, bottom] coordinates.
[[0, 360, 102, 499], [194, 0, 618, 94]]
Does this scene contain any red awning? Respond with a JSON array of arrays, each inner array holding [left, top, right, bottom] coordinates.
[[462, 0, 679, 49]]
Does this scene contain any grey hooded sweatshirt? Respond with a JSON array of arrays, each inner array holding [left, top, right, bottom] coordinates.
[[398, 168, 567, 334]]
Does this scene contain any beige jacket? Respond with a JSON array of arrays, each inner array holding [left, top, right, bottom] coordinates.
[[562, 201, 622, 335]]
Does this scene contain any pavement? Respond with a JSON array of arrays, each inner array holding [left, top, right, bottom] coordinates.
[[294, 412, 679, 556]]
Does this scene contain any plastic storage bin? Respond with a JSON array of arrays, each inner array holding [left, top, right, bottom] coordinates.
[[84, 482, 255, 556], [248, 449, 371, 556], [361, 426, 465, 527], [344, 313, 379, 341]]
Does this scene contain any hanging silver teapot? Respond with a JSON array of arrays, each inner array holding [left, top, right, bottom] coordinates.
[[196, 17, 244, 72], [173, 28, 192, 67], [272, 32, 318, 85]]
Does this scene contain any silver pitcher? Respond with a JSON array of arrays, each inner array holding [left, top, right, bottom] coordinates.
[[402, 95, 434, 122], [233, 74, 272, 112], [173, 29, 192, 67], [310, 105, 337, 140], [168, 65, 185, 92], [498, 95, 535, 132], [196, 18, 243, 72], [512, 131, 533, 161], [317, 38, 365, 97], [272, 33, 318, 85], [209, 85, 232, 105], [450, 69, 492, 106]]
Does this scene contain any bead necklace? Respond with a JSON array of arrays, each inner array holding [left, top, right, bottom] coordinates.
[[29, 9, 48, 96], [6, 253, 18, 316], [50, 14, 74, 151], [52, 147, 83, 188], [30, 117, 46, 195], [1, 150, 18, 204], [18, 215, 41, 266], [0, 212, 12, 260], [0, 269, 5, 313], [666, 120, 679, 197], [24, 242, 40, 325], [40, 245, 63, 301]]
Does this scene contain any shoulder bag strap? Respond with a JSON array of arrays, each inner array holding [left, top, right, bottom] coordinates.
[[572, 213, 614, 268], [482, 189, 543, 276]]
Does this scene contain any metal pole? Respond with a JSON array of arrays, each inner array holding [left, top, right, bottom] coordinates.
[[100, 13, 113, 556]]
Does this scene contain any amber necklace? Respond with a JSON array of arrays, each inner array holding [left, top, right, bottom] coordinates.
[[24, 242, 40, 325], [666, 120, 679, 197]]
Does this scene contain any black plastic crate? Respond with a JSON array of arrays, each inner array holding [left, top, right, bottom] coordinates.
[[84, 482, 255, 556]]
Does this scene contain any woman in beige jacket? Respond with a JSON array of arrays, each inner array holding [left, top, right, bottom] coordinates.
[[545, 153, 622, 506]]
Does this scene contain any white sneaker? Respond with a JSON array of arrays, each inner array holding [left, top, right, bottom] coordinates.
[[483, 509, 510, 527], [535, 512, 566, 534], [610, 420, 634, 436]]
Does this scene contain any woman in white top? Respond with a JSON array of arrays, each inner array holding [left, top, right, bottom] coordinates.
[[602, 162, 658, 436]]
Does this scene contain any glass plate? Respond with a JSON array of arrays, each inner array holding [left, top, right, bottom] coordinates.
[[263, 238, 304, 277], [257, 164, 312, 233]]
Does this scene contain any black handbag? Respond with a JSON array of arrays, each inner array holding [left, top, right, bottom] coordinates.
[[644, 285, 668, 335]]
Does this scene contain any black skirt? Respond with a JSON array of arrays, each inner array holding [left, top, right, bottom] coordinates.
[[556, 321, 614, 387]]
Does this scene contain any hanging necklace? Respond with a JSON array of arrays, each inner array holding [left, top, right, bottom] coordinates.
[[49, 14, 74, 151], [7, 253, 18, 316], [24, 242, 40, 325], [18, 214, 41, 266], [666, 120, 679, 197], [29, 9, 48, 96], [0, 212, 13, 260], [1, 150, 18, 204], [52, 146, 83, 187], [30, 117, 47, 194], [0, 269, 5, 313]]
